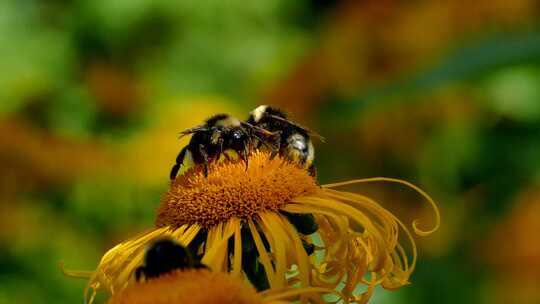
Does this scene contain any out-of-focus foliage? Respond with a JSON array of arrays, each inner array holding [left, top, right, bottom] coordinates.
[[1, 0, 540, 303]]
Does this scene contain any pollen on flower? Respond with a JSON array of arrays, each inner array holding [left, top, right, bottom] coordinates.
[[156, 151, 319, 228], [107, 269, 263, 304]]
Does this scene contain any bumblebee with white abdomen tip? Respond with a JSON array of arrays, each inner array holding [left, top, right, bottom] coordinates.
[[247, 105, 322, 276], [247, 105, 323, 176]]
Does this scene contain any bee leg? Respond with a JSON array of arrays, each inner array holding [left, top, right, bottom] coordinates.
[[217, 137, 224, 156], [255, 136, 270, 151], [170, 164, 180, 181], [241, 144, 250, 171], [217, 137, 232, 162], [269, 149, 279, 160], [198, 144, 209, 177], [307, 164, 317, 178], [170, 146, 188, 180], [269, 132, 281, 160]]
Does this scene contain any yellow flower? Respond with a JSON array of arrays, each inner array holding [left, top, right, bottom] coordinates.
[[70, 151, 439, 303]]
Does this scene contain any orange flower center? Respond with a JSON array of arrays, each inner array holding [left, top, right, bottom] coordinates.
[[156, 151, 318, 228]]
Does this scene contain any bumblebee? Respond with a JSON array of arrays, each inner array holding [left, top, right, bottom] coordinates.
[[247, 105, 321, 284], [247, 105, 323, 176], [135, 238, 207, 281], [170, 114, 268, 179]]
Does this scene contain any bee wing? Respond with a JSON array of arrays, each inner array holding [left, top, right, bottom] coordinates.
[[177, 125, 209, 139], [267, 114, 325, 142]]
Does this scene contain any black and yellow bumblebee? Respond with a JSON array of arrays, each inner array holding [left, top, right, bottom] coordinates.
[[246, 105, 321, 290], [135, 238, 208, 281], [170, 113, 271, 179], [246, 105, 324, 176]]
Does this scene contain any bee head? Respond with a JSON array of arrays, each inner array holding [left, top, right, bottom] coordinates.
[[232, 129, 244, 140]]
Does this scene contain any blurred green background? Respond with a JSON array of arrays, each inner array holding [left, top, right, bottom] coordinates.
[[1, 0, 540, 303]]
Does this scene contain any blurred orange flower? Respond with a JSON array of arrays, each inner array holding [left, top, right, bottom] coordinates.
[[107, 269, 264, 304]]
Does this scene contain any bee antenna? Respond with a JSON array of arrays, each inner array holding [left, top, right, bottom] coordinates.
[[241, 121, 255, 128], [241, 122, 274, 136]]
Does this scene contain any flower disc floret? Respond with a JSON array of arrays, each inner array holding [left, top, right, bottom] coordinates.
[[156, 152, 319, 228]]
